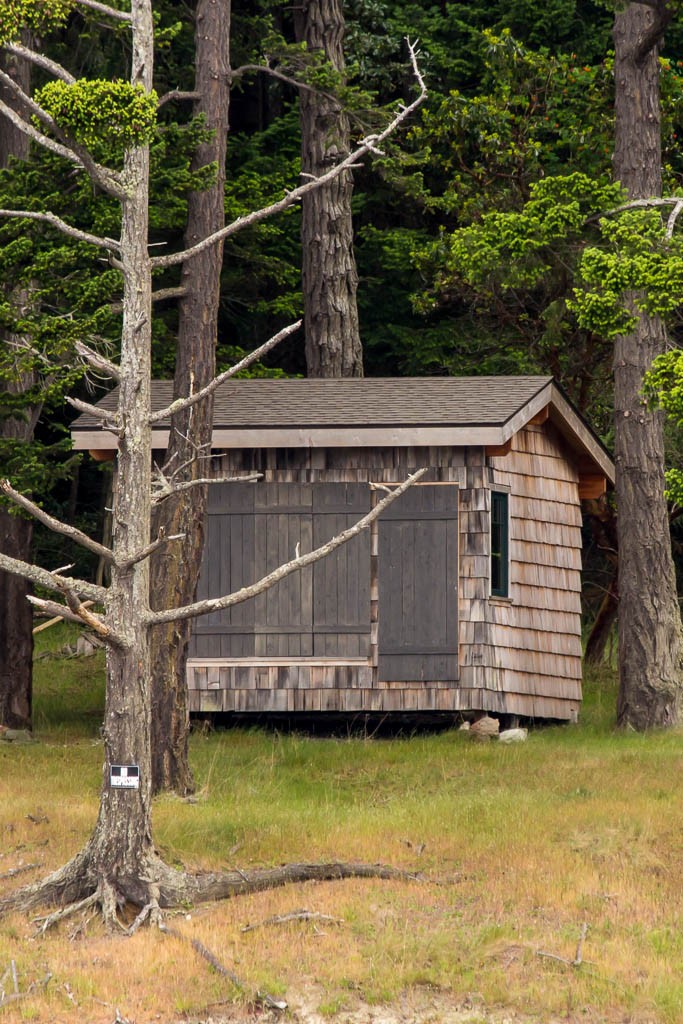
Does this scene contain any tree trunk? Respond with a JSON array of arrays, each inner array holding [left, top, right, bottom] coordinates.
[[0, 41, 34, 731], [295, 0, 363, 378], [0, 513, 32, 728], [149, 0, 231, 794], [612, 2, 683, 727]]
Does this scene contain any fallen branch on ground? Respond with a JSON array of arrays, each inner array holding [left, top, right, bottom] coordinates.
[[536, 922, 590, 968], [241, 907, 343, 933]]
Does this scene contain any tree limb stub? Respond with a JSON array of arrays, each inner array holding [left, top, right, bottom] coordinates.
[[149, 320, 302, 424], [0, 480, 115, 564], [150, 39, 426, 271], [146, 468, 427, 626]]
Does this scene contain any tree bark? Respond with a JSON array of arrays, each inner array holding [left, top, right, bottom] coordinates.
[[295, 0, 363, 378], [149, 0, 230, 794], [612, 2, 683, 728], [0, 41, 33, 731]]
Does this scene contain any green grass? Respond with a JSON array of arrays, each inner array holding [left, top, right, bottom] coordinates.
[[4, 632, 683, 1022]]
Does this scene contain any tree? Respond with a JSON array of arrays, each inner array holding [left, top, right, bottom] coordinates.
[[148, 0, 231, 797], [0, 41, 33, 730], [0, 0, 426, 924], [294, 0, 363, 377], [611, 0, 683, 728]]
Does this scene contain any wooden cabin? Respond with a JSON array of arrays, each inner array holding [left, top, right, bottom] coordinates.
[[72, 376, 614, 722]]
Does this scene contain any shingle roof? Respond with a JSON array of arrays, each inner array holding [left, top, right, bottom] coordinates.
[[73, 376, 554, 429]]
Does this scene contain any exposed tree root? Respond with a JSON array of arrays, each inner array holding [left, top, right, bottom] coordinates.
[[0, 849, 421, 933]]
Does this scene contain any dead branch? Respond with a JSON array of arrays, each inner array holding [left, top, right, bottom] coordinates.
[[159, 921, 287, 1009], [26, 596, 110, 639], [32, 601, 95, 634], [151, 38, 426, 271], [65, 395, 120, 430], [109, 285, 186, 315], [146, 468, 427, 626], [536, 922, 590, 968], [0, 480, 115, 564], [4, 42, 76, 83], [157, 89, 201, 108], [0, 207, 119, 252], [74, 340, 120, 381], [240, 908, 343, 933], [118, 533, 186, 571], [0, 550, 105, 604], [74, 0, 132, 20], [152, 474, 261, 503], [149, 320, 302, 424]]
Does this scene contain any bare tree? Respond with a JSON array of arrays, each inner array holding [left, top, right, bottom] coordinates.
[[0, 0, 425, 925], [612, 0, 683, 727], [294, 0, 363, 377]]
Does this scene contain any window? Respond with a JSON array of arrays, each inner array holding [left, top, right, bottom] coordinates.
[[490, 490, 509, 598]]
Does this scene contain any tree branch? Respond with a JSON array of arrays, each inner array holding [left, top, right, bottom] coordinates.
[[66, 396, 120, 430], [74, 0, 132, 21], [0, 79, 124, 197], [145, 468, 427, 626], [26, 595, 109, 637], [0, 552, 105, 603], [118, 533, 186, 571], [0, 208, 119, 252], [110, 285, 186, 315], [74, 341, 121, 381], [0, 480, 115, 565], [149, 320, 302, 424], [157, 89, 201, 108], [229, 62, 337, 101], [4, 43, 75, 84], [152, 474, 261, 504], [151, 39, 427, 270]]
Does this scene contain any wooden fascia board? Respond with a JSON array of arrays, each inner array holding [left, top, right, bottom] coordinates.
[[73, 425, 509, 452]]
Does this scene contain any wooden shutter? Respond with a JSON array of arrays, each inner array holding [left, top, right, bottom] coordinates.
[[189, 482, 257, 658], [190, 481, 371, 661], [378, 484, 459, 682], [312, 483, 371, 657]]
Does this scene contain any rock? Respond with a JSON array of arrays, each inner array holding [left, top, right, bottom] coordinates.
[[469, 715, 499, 740], [498, 728, 528, 744], [458, 721, 470, 731], [0, 726, 34, 743]]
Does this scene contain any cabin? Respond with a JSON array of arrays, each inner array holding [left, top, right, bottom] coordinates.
[[72, 376, 614, 722]]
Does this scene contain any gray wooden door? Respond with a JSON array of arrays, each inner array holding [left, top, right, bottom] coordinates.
[[378, 484, 459, 682]]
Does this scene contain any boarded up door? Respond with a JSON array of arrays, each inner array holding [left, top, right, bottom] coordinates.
[[378, 484, 459, 682]]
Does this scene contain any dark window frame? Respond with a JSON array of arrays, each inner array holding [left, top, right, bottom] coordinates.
[[490, 490, 509, 598]]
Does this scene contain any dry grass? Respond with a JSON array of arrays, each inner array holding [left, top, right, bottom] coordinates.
[[2, 631, 683, 1022]]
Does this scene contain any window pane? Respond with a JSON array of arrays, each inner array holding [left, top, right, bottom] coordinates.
[[491, 491, 509, 597]]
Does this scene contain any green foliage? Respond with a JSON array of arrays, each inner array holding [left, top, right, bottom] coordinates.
[[36, 80, 158, 154], [0, 0, 73, 45]]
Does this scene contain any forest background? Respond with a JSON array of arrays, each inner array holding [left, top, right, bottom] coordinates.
[[3, 0, 683, 687]]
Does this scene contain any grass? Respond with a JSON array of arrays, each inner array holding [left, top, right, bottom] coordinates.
[[2, 630, 683, 1022]]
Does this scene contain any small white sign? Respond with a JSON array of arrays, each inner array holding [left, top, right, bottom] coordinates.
[[110, 764, 140, 789]]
